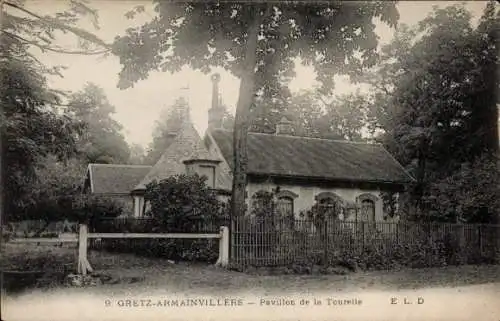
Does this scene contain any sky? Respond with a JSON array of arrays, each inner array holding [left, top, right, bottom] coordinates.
[[20, 1, 488, 148]]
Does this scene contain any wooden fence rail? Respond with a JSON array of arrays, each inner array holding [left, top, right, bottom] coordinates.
[[9, 219, 499, 271], [78, 224, 230, 275], [8, 224, 230, 276]]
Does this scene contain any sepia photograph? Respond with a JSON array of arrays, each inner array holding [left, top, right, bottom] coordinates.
[[0, 1, 499, 320]]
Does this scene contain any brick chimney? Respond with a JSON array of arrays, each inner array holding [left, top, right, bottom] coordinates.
[[275, 116, 294, 135], [208, 73, 224, 131]]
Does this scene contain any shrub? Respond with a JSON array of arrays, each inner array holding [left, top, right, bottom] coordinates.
[[139, 174, 227, 262], [145, 174, 226, 225]]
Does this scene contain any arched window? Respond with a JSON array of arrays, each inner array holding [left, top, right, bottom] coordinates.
[[315, 192, 343, 220], [357, 193, 378, 224], [275, 190, 298, 219], [319, 198, 341, 219], [277, 196, 294, 218], [361, 199, 376, 229]]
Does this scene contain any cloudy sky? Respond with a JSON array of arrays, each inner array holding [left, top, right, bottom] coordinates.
[[22, 1, 488, 148]]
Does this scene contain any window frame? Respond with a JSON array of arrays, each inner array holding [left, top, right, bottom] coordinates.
[[277, 196, 294, 218], [315, 192, 344, 220], [198, 164, 216, 188], [357, 193, 378, 228], [360, 199, 376, 221]]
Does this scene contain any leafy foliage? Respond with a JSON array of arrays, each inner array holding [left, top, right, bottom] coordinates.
[[113, 2, 398, 92], [0, 0, 112, 223], [1, 35, 81, 220], [2, 0, 110, 56], [360, 3, 499, 222], [67, 83, 131, 164], [249, 190, 275, 218], [425, 154, 500, 223], [15, 155, 125, 227], [145, 174, 227, 226], [128, 143, 146, 165]]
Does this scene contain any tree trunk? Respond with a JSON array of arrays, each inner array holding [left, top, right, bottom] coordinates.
[[0, 0, 5, 226], [230, 9, 264, 218]]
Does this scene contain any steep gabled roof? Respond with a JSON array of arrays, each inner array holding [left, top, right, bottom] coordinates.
[[134, 121, 220, 191], [210, 129, 415, 184], [85, 164, 152, 194]]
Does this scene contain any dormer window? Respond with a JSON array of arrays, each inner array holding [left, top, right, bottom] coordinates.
[[198, 165, 216, 188], [183, 158, 221, 189]]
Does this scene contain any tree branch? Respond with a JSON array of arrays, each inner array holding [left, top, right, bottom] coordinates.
[[5, 1, 46, 21], [4, 1, 110, 49], [3, 31, 110, 55]]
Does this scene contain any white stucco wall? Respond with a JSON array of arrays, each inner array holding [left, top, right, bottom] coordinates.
[[246, 181, 398, 222]]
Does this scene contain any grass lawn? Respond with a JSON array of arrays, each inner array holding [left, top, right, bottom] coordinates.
[[3, 243, 500, 321], [2, 242, 500, 297]]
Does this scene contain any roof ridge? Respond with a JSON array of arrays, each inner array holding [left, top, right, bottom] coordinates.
[[211, 129, 382, 146], [89, 164, 152, 168]]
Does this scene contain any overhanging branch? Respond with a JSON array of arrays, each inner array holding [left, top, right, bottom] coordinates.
[[4, 1, 111, 49], [3, 31, 110, 55]]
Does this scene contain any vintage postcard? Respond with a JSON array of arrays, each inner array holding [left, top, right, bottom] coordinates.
[[1, 0, 499, 320]]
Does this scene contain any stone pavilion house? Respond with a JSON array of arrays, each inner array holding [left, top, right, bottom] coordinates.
[[83, 74, 414, 224]]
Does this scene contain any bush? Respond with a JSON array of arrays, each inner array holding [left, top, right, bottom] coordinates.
[[79, 195, 125, 222], [101, 174, 229, 262], [145, 174, 227, 225]]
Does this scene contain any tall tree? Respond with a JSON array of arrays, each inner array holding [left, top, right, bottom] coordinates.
[[250, 88, 369, 141], [249, 86, 291, 134], [360, 3, 499, 222], [288, 89, 369, 140], [128, 143, 146, 165], [0, 0, 110, 223], [0, 34, 81, 221], [67, 83, 130, 164], [113, 2, 399, 218]]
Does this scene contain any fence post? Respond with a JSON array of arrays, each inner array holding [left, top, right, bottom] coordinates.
[[78, 224, 88, 275], [457, 223, 465, 264], [362, 221, 366, 250], [78, 224, 93, 276], [478, 225, 482, 256], [215, 226, 229, 267], [323, 220, 328, 265], [229, 218, 234, 263], [396, 223, 399, 244]]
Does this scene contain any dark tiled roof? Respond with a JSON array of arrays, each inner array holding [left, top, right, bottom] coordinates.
[[209, 129, 415, 184], [87, 164, 152, 194], [134, 121, 220, 191]]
